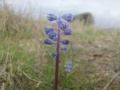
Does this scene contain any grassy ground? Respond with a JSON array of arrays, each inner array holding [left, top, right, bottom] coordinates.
[[0, 4, 120, 90]]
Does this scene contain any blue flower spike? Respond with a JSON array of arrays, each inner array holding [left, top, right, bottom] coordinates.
[[43, 13, 73, 90]]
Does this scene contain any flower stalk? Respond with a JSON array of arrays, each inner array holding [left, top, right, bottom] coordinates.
[[54, 23, 60, 90], [43, 13, 73, 90]]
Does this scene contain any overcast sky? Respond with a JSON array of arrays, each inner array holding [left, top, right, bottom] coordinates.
[[4, 0, 120, 28]]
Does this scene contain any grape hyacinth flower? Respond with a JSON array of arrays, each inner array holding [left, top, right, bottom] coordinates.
[[47, 14, 57, 21], [49, 52, 57, 58], [47, 31, 57, 40], [61, 40, 70, 45], [44, 39, 53, 45], [61, 46, 67, 50], [43, 13, 73, 90], [64, 62, 72, 72], [44, 26, 54, 34], [64, 28, 72, 35], [63, 13, 73, 22], [59, 21, 68, 31]]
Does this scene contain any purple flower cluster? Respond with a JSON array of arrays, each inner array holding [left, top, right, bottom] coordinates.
[[43, 13, 73, 72], [64, 62, 72, 72]]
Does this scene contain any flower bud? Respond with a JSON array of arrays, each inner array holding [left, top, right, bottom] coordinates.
[[49, 52, 57, 58], [63, 13, 73, 22], [61, 40, 69, 45], [43, 26, 54, 34], [47, 14, 57, 21], [64, 28, 72, 35], [64, 62, 72, 72], [58, 20, 68, 31], [48, 31, 57, 40], [61, 46, 67, 50], [44, 39, 53, 45]]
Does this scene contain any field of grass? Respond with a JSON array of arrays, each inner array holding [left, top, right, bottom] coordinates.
[[0, 4, 120, 90]]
